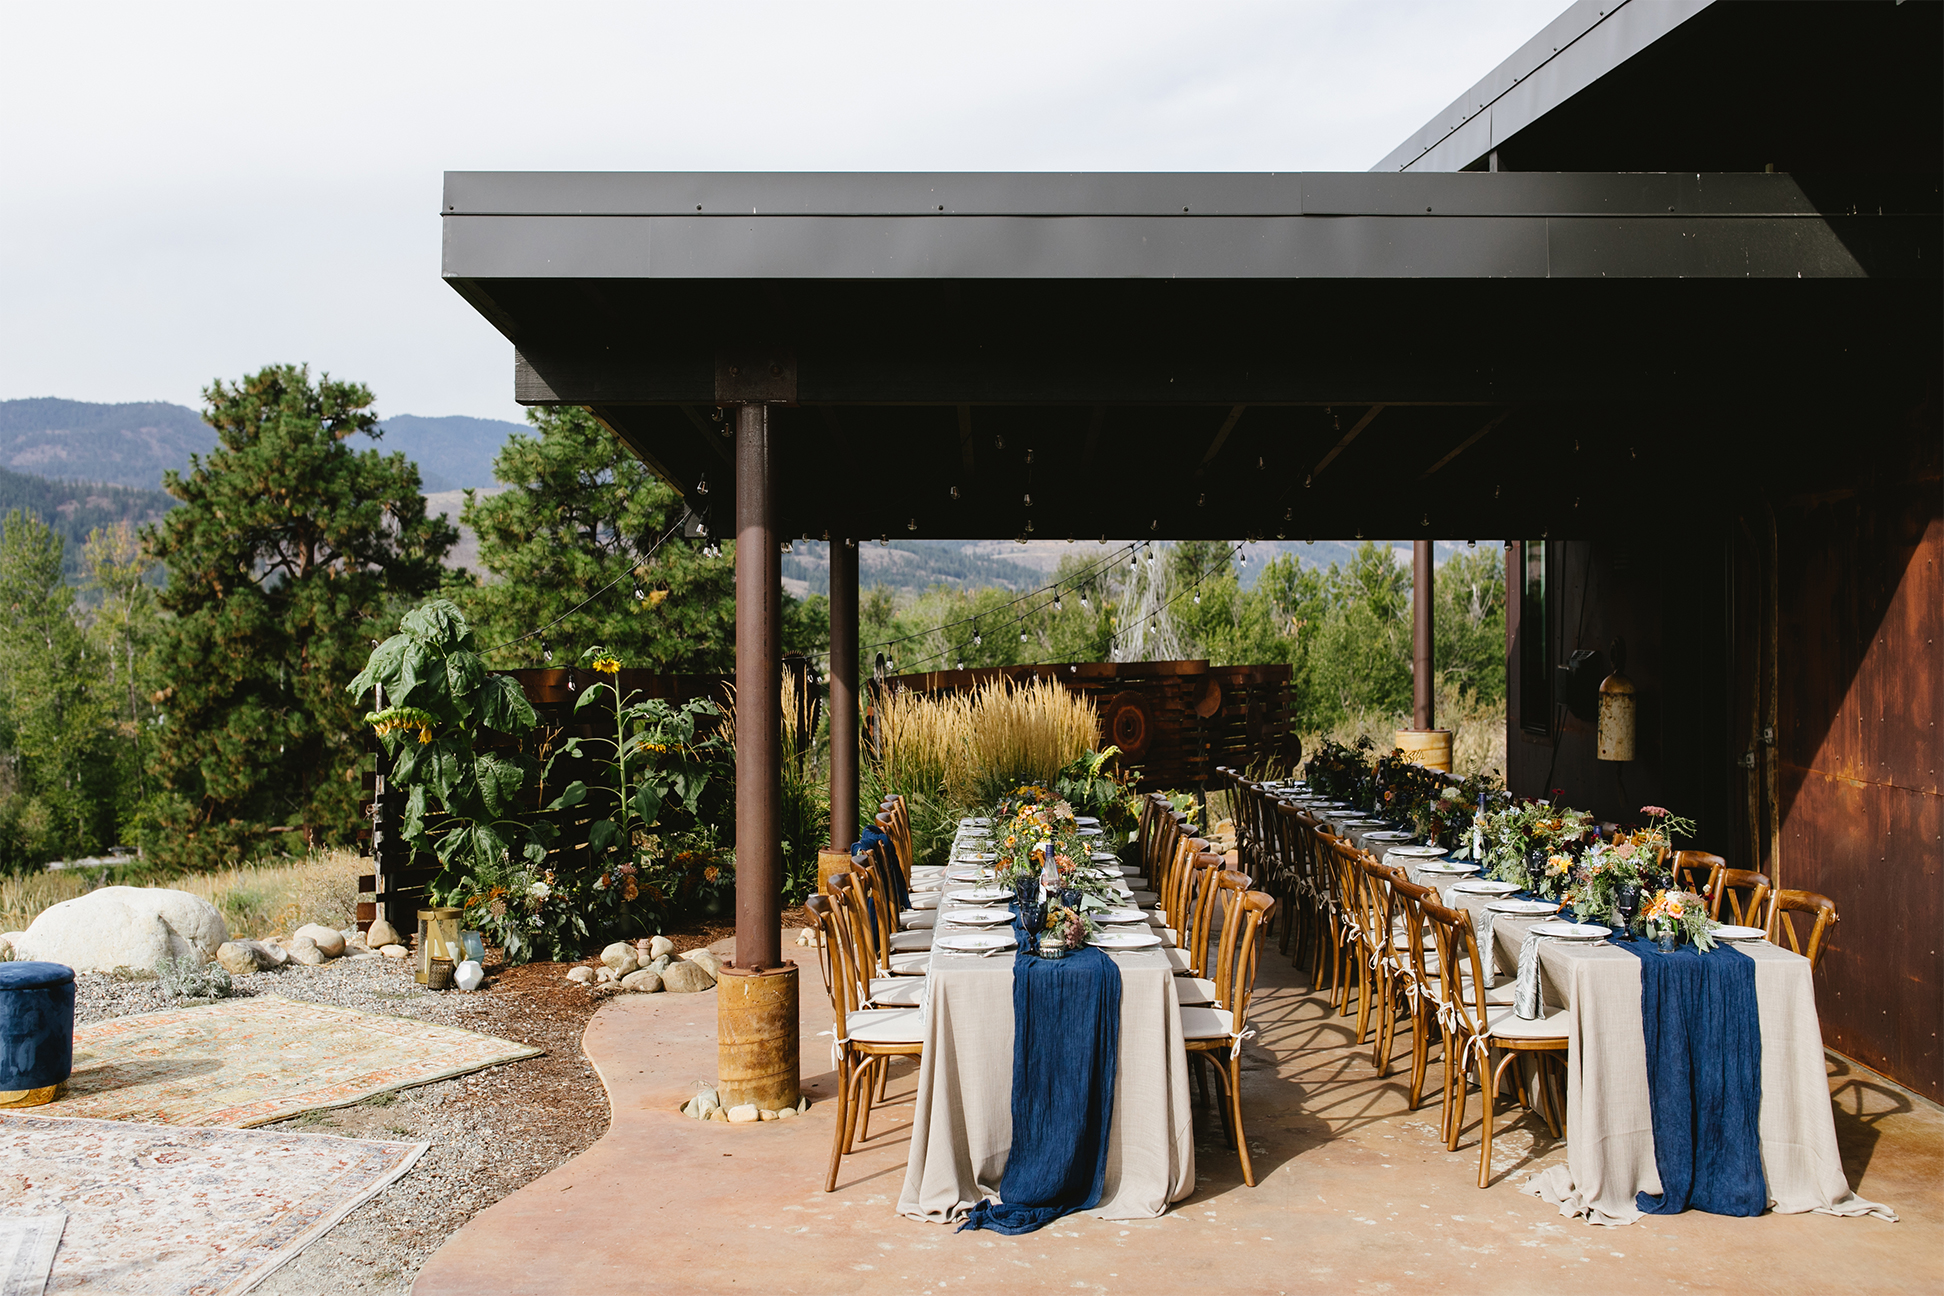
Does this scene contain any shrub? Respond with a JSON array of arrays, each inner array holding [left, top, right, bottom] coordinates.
[[155, 954, 232, 1003]]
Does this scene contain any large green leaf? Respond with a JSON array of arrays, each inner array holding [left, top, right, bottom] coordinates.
[[479, 674, 537, 734], [475, 752, 527, 820], [402, 784, 428, 844], [445, 650, 486, 717], [587, 817, 620, 858], [348, 633, 411, 700], [631, 783, 663, 830], [572, 681, 613, 714], [544, 780, 588, 813], [397, 642, 439, 708], [400, 598, 474, 650]]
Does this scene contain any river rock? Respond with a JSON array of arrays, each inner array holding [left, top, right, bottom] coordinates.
[[286, 934, 328, 966], [759, 1108, 778, 1121], [366, 917, 402, 948], [599, 942, 639, 976], [648, 935, 675, 959], [775, 1105, 797, 1121], [682, 948, 723, 980], [565, 966, 595, 984], [13, 887, 227, 973], [620, 968, 662, 993], [726, 1104, 760, 1124], [379, 943, 410, 959], [293, 924, 345, 958], [643, 955, 671, 976], [216, 940, 279, 975], [454, 959, 485, 991], [661, 959, 715, 994]]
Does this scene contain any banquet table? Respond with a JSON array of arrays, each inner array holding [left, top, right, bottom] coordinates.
[[896, 860, 1195, 1224], [1417, 870, 1893, 1226]]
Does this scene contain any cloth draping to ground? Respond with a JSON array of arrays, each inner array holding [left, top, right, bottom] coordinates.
[[1615, 940, 1766, 1216], [959, 928, 1120, 1235], [51, 996, 540, 1128], [0, 1112, 421, 1296]]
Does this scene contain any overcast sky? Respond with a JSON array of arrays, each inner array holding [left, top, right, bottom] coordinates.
[[1, 1, 1565, 423]]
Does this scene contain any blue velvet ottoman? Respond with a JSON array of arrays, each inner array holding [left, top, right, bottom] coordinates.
[[0, 960, 76, 1108]]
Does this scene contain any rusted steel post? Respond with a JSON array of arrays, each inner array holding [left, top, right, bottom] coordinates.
[[828, 534, 859, 853], [1413, 539, 1435, 731], [734, 404, 783, 970]]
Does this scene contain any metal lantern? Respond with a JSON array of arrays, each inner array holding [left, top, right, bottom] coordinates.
[[1597, 638, 1637, 762], [416, 907, 463, 986]]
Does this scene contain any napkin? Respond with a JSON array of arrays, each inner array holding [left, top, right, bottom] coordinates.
[[1514, 929, 1546, 1018]]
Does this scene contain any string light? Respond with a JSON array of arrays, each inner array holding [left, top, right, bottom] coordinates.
[[1019, 629, 1027, 643], [1079, 593, 1089, 609], [1053, 591, 1063, 611], [973, 624, 983, 647]]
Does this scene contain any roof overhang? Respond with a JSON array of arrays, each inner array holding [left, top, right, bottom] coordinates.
[[441, 170, 1939, 541]]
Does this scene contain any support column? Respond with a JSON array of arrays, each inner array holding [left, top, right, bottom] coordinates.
[[828, 535, 859, 854], [719, 401, 798, 1112], [1395, 539, 1452, 770], [1413, 539, 1435, 731]]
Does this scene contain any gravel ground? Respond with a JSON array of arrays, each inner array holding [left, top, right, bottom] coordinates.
[[74, 949, 612, 1295]]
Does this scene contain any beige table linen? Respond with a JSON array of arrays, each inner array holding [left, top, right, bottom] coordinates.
[[896, 902, 1195, 1223], [1425, 879, 1893, 1226]]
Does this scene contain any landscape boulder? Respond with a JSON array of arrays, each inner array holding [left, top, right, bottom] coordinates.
[[13, 887, 227, 973], [726, 1104, 760, 1124], [366, 917, 402, 949], [620, 968, 662, 993], [294, 924, 345, 958], [681, 948, 724, 980], [285, 933, 328, 966], [379, 943, 410, 959], [648, 935, 675, 960], [565, 966, 595, 984], [661, 959, 715, 994], [599, 942, 639, 976], [216, 940, 283, 975]]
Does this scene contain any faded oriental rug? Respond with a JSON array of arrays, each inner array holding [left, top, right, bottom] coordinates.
[[0, 1112, 422, 1295], [54, 997, 541, 1127]]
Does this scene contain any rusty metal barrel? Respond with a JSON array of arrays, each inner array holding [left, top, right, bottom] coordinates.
[[1392, 728, 1453, 772], [716, 963, 800, 1111]]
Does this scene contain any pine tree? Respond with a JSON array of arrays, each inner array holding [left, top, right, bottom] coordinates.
[[0, 509, 108, 866], [459, 407, 736, 672], [144, 365, 453, 863]]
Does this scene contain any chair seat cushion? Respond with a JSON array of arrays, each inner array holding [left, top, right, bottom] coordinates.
[[1484, 1003, 1571, 1041], [887, 930, 932, 952], [846, 1007, 925, 1045], [1180, 1005, 1236, 1042], [1163, 947, 1193, 975], [1177, 976, 1218, 1007], [887, 951, 931, 974], [1124, 891, 1159, 907], [868, 977, 925, 1008], [906, 891, 941, 908], [900, 911, 937, 929]]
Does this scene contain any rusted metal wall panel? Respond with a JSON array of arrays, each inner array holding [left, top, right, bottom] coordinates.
[[1775, 409, 1943, 1101]]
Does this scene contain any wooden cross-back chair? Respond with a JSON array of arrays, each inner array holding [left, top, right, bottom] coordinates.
[[821, 873, 925, 1190], [802, 894, 836, 1002], [1180, 889, 1277, 1186], [1328, 837, 1376, 1024], [1767, 889, 1839, 970], [1163, 852, 1225, 979], [1672, 850, 1726, 898], [1270, 801, 1319, 966], [1177, 868, 1253, 1008], [1420, 890, 1570, 1188], [1709, 868, 1772, 926]]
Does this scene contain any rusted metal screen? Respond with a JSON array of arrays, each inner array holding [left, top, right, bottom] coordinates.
[[883, 660, 1300, 792]]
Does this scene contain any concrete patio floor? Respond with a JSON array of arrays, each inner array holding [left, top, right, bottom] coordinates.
[[412, 930, 1939, 1296]]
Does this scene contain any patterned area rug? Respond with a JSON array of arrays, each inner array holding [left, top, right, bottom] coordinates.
[[53, 997, 542, 1127], [0, 1112, 422, 1295]]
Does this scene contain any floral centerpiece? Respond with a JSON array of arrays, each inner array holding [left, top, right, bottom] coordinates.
[[1478, 800, 1598, 900], [1565, 805, 1694, 926], [987, 784, 1120, 951], [1304, 737, 1375, 804], [1640, 888, 1720, 951]]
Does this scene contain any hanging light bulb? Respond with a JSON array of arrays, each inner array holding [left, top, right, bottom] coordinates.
[[1193, 590, 1201, 605], [542, 640, 553, 663], [1054, 592, 1063, 611], [994, 432, 1005, 450], [973, 625, 982, 647], [907, 518, 918, 532], [634, 586, 646, 601], [780, 540, 792, 553], [1019, 628, 1027, 643]]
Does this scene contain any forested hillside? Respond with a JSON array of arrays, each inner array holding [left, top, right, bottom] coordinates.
[[0, 464, 175, 582]]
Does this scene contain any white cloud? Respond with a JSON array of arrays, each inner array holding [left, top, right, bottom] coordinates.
[[0, 0, 1567, 420]]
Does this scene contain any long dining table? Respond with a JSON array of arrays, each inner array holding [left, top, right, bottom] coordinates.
[[895, 831, 1196, 1224]]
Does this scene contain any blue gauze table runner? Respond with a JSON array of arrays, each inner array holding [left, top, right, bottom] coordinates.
[[1610, 939, 1766, 1216], [959, 906, 1121, 1234]]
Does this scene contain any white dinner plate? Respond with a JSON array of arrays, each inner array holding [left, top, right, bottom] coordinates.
[[945, 867, 991, 882], [1365, 830, 1416, 842], [1387, 845, 1449, 858], [1487, 899, 1562, 916], [1090, 930, 1162, 950], [945, 909, 1014, 927], [1531, 921, 1610, 941], [1713, 924, 1768, 942], [1075, 816, 1100, 825], [953, 851, 996, 863], [1450, 879, 1521, 896], [949, 887, 1012, 903], [1090, 852, 1121, 863], [1076, 827, 1103, 838], [938, 931, 1016, 953], [957, 827, 992, 838], [1093, 908, 1148, 924], [1417, 861, 1481, 875], [961, 817, 993, 827]]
